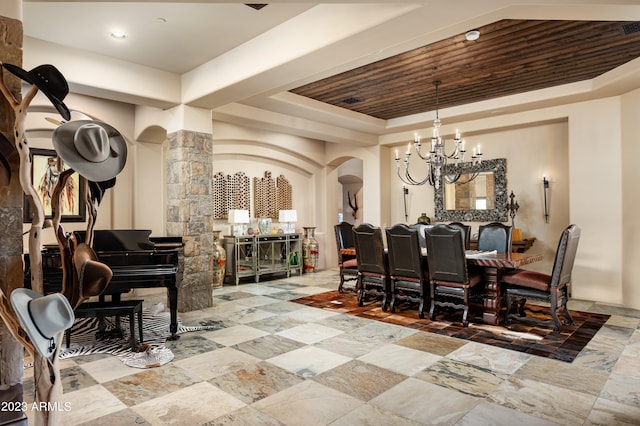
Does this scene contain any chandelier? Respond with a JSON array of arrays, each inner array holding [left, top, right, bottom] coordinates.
[[395, 81, 482, 189]]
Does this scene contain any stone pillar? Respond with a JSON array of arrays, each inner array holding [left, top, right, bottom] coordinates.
[[0, 12, 25, 420], [165, 130, 215, 311]]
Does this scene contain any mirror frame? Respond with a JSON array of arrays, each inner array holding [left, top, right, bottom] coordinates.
[[434, 158, 508, 222]]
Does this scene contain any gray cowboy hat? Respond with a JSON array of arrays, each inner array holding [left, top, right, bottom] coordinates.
[[2, 63, 71, 121], [52, 120, 127, 182], [10, 288, 74, 360]]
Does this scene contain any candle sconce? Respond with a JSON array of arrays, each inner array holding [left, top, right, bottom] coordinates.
[[507, 191, 519, 227], [403, 185, 409, 222], [543, 176, 550, 223]]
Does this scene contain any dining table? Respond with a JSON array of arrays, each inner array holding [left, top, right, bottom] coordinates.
[[465, 251, 543, 325], [340, 247, 544, 325]]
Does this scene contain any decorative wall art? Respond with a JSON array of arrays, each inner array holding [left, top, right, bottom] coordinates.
[[23, 148, 86, 223], [211, 171, 250, 219], [212, 170, 292, 220], [254, 171, 292, 218]]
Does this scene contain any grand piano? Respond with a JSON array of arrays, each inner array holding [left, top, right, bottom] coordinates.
[[25, 230, 183, 339]]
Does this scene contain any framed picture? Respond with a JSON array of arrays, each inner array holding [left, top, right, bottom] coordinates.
[[23, 148, 86, 223]]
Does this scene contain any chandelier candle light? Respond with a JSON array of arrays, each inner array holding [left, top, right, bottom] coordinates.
[[396, 81, 483, 189]]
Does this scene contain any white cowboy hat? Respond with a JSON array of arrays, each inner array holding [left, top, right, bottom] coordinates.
[[52, 120, 127, 182], [10, 288, 74, 360]]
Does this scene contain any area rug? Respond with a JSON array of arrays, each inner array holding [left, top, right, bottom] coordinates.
[[291, 290, 610, 363], [58, 307, 218, 369]]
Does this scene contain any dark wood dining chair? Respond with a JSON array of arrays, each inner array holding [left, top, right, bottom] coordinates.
[[503, 224, 581, 332], [409, 223, 433, 253], [353, 223, 390, 310], [424, 224, 483, 326], [334, 222, 358, 292], [385, 224, 428, 318], [448, 222, 471, 250], [478, 222, 513, 252]]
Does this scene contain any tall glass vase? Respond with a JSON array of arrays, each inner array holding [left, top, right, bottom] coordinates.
[[302, 227, 319, 272], [212, 230, 226, 288]]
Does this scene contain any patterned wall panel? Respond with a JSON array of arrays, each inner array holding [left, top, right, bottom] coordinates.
[[211, 171, 251, 219], [276, 174, 292, 211], [213, 170, 292, 219], [254, 171, 278, 218]]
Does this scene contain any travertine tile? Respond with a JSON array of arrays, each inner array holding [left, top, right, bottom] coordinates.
[[266, 345, 351, 378], [512, 355, 609, 395], [251, 380, 363, 426], [456, 401, 557, 425], [313, 359, 407, 401], [202, 324, 269, 346], [80, 356, 141, 383], [447, 341, 531, 375], [415, 357, 506, 397], [173, 346, 260, 381], [132, 382, 245, 425], [370, 377, 479, 425], [101, 363, 200, 406], [208, 361, 303, 404], [61, 384, 127, 425], [357, 343, 441, 376], [275, 322, 344, 344], [600, 373, 640, 408], [585, 397, 640, 425], [488, 377, 596, 425]]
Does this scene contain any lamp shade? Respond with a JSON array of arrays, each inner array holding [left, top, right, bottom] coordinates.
[[278, 210, 297, 223], [228, 209, 250, 224]]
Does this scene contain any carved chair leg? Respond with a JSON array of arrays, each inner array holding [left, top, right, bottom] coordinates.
[[357, 276, 364, 307], [560, 287, 574, 326], [429, 283, 437, 320], [462, 288, 470, 327], [549, 291, 563, 332]]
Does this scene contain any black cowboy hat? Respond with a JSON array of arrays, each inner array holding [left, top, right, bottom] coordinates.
[[2, 63, 71, 120]]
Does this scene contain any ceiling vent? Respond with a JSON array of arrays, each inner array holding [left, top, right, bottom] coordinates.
[[245, 4, 268, 11], [342, 97, 362, 105], [622, 22, 640, 35]]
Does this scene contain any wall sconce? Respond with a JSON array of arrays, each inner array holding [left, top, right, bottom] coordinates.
[[543, 176, 550, 223], [402, 185, 409, 222]]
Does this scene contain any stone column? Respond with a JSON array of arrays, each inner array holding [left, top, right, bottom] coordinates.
[[0, 12, 25, 419], [165, 130, 215, 311]]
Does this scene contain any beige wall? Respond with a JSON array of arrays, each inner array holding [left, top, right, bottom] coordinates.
[[621, 88, 640, 309]]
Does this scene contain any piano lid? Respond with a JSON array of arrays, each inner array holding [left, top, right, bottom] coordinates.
[[74, 230, 156, 251]]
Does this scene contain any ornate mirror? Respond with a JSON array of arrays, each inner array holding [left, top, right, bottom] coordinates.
[[434, 158, 507, 222]]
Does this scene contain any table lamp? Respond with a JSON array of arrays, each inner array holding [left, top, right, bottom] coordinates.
[[228, 209, 250, 236], [278, 210, 297, 234]]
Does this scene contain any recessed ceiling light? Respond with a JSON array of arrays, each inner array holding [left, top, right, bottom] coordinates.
[[465, 30, 480, 41], [156, 17, 167, 24], [109, 31, 127, 40]]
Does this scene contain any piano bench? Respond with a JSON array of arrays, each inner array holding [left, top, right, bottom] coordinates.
[[66, 300, 144, 351]]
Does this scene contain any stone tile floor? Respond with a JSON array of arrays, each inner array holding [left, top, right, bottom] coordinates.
[[20, 269, 640, 425]]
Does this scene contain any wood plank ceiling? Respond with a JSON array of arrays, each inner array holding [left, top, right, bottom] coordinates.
[[290, 20, 640, 120]]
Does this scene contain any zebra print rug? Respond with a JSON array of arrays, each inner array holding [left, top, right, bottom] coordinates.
[[59, 307, 217, 369]]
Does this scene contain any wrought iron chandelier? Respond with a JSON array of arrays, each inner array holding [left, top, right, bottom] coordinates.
[[395, 81, 482, 189]]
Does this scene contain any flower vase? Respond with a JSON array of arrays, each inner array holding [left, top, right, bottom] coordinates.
[[302, 227, 319, 272], [212, 230, 226, 288]]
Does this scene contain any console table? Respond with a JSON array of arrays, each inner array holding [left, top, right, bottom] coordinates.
[[223, 233, 303, 285]]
